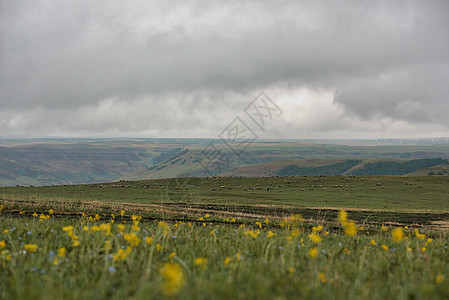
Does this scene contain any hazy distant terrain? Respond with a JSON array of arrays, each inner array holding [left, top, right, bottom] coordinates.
[[0, 139, 184, 186], [1, 139, 449, 186]]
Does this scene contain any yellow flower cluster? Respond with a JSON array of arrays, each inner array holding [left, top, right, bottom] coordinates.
[[338, 210, 357, 236], [24, 244, 37, 253], [160, 263, 185, 296], [392, 228, 404, 242], [308, 233, 322, 244], [124, 232, 141, 247], [415, 229, 426, 240], [63, 225, 80, 247], [131, 215, 141, 232], [244, 229, 260, 239], [113, 247, 131, 261]]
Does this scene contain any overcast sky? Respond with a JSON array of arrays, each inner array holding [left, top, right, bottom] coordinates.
[[1, 1, 448, 139]]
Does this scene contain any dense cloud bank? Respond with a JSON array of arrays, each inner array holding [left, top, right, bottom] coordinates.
[[1, 1, 448, 138]]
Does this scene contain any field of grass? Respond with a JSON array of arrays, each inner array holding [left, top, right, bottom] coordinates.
[[2, 176, 449, 225], [1, 210, 448, 299], [1, 176, 449, 299]]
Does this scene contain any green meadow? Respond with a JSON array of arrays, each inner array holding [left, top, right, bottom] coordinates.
[[1, 176, 449, 299]]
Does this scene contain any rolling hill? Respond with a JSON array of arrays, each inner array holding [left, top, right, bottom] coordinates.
[[2, 138, 449, 186]]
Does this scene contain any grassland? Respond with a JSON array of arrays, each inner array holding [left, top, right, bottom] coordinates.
[[1, 176, 449, 299], [1, 211, 448, 299], [2, 176, 449, 226]]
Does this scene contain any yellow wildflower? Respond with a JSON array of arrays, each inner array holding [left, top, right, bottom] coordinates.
[[370, 239, 376, 246], [0, 241, 5, 249], [156, 244, 163, 252], [381, 244, 388, 251], [169, 252, 176, 260], [194, 257, 208, 270], [124, 232, 141, 247], [90, 226, 100, 232], [344, 221, 357, 236], [436, 275, 444, 284], [72, 240, 80, 247], [381, 224, 388, 232], [113, 248, 130, 261], [236, 252, 241, 261], [421, 247, 426, 252], [267, 231, 274, 238], [318, 272, 327, 283], [160, 263, 184, 296], [414, 229, 426, 239], [308, 233, 322, 244], [287, 267, 295, 274], [24, 244, 37, 253], [49, 209, 53, 215], [117, 224, 125, 234], [145, 237, 154, 245], [120, 210, 125, 217], [62, 226, 74, 232], [265, 218, 269, 225], [338, 210, 347, 223], [392, 227, 404, 242], [244, 229, 259, 239], [58, 247, 66, 257], [99, 223, 112, 236], [32, 212, 38, 217], [39, 214, 50, 220], [53, 258, 59, 266], [312, 225, 323, 232], [83, 226, 90, 232], [309, 247, 318, 259], [224, 257, 231, 265]]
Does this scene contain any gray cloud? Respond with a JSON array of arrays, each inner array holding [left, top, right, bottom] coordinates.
[[1, 0, 448, 137]]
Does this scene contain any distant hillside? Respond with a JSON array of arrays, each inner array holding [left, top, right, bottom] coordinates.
[[349, 158, 449, 175], [2, 139, 449, 186], [0, 139, 187, 186], [409, 164, 449, 176], [223, 158, 449, 177], [133, 142, 449, 180], [276, 160, 362, 176]]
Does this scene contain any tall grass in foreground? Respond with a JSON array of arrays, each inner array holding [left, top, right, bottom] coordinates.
[[0, 210, 448, 299]]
